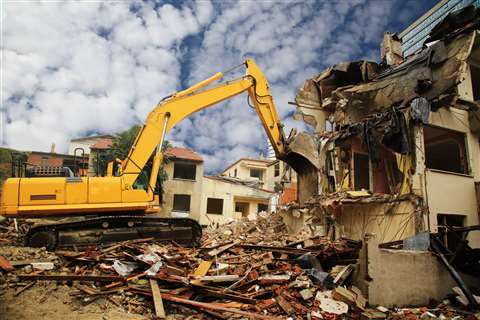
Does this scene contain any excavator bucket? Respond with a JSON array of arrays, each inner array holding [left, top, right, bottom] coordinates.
[[281, 131, 320, 204]]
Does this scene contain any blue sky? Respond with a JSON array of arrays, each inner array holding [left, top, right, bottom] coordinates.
[[1, 0, 437, 173]]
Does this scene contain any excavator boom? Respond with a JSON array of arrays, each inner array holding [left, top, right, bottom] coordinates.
[[122, 59, 286, 196]]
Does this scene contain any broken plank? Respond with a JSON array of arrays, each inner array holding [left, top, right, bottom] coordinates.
[[161, 293, 282, 320], [14, 282, 35, 296], [191, 283, 256, 304], [239, 244, 318, 255], [207, 241, 239, 257], [198, 275, 240, 282], [105, 271, 146, 289], [193, 260, 212, 276], [259, 274, 290, 285], [17, 274, 122, 282], [150, 279, 166, 319], [276, 295, 295, 316]]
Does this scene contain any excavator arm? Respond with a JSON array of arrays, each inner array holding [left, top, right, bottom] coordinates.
[[121, 59, 286, 197]]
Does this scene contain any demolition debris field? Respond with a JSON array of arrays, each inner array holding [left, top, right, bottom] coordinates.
[[1, 214, 477, 320]]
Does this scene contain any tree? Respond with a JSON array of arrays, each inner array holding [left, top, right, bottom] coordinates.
[[95, 125, 172, 202], [0, 148, 27, 191]]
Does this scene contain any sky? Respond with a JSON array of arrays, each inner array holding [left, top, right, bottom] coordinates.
[[1, 0, 438, 173]]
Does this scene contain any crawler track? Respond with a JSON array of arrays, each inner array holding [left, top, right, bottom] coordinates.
[[25, 215, 202, 250]]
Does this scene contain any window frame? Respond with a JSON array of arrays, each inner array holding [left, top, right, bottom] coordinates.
[[172, 194, 191, 212], [274, 163, 280, 177], [250, 168, 263, 180], [352, 152, 372, 191], [423, 124, 470, 175], [173, 161, 197, 181], [206, 197, 223, 215]]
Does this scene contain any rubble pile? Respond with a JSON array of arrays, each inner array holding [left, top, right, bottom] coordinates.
[[202, 211, 311, 246], [0, 218, 28, 246], [1, 213, 478, 319]]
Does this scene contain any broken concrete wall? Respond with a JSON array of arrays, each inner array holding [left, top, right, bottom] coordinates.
[[354, 236, 480, 307], [336, 200, 419, 243]]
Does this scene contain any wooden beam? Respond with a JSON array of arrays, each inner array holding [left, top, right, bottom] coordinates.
[[193, 260, 212, 276], [150, 279, 166, 319], [17, 274, 122, 282], [160, 293, 282, 320]]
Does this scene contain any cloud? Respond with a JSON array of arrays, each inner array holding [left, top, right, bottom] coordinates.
[[2, 0, 213, 152], [2, 0, 430, 174]]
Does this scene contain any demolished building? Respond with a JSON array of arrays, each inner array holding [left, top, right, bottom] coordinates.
[[290, 5, 480, 245], [281, 5, 480, 306]]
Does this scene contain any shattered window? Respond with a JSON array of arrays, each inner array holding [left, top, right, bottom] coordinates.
[[172, 194, 190, 212], [173, 162, 196, 180], [207, 198, 223, 215], [424, 125, 468, 174], [250, 168, 263, 180], [353, 153, 370, 191]]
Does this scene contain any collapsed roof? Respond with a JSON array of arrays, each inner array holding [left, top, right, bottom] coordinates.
[[294, 5, 480, 128]]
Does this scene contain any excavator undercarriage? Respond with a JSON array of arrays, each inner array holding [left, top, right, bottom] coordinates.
[[25, 215, 202, 250]]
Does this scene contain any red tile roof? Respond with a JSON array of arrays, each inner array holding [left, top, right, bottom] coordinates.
[[90, 138, 113, 150], [165, 147, 203, 162]]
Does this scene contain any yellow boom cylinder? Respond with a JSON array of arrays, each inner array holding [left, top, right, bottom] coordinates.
[[173, 72, 223, 98]]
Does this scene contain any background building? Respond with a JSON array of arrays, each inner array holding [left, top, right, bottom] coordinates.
[[68, 134, 113, 176], [399, 0, 480, 57], [161, 147, 275, 225]]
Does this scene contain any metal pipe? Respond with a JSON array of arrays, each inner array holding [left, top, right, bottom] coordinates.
[[147, 112, 171, 199], [156, 113, 170, 155], [173, 72, 223, 98], [431, 237, 479, 308]]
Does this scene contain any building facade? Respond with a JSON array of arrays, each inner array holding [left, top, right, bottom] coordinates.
[[68, 135, 113, 176], [222, 158, 297, 191], [161, 148, 274, 226], [68, 134, 114, 156]]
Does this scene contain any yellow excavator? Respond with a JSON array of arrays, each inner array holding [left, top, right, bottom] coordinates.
[[0, 59, 292, 249]]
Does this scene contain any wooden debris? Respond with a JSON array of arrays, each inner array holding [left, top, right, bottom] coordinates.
[[198, 275, 240, 282], [207, 241, 239, 257], [276, 295, 295, 316], [17, 274, 123, 282], [1, 211, 367, 319], [193, 260, 213, 276], [332, 286, 356, 305], [149, 279, 166, 319], [14, 282, 35, 296], [259, 274, 290, 285], [161, 293, 282, 320]]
